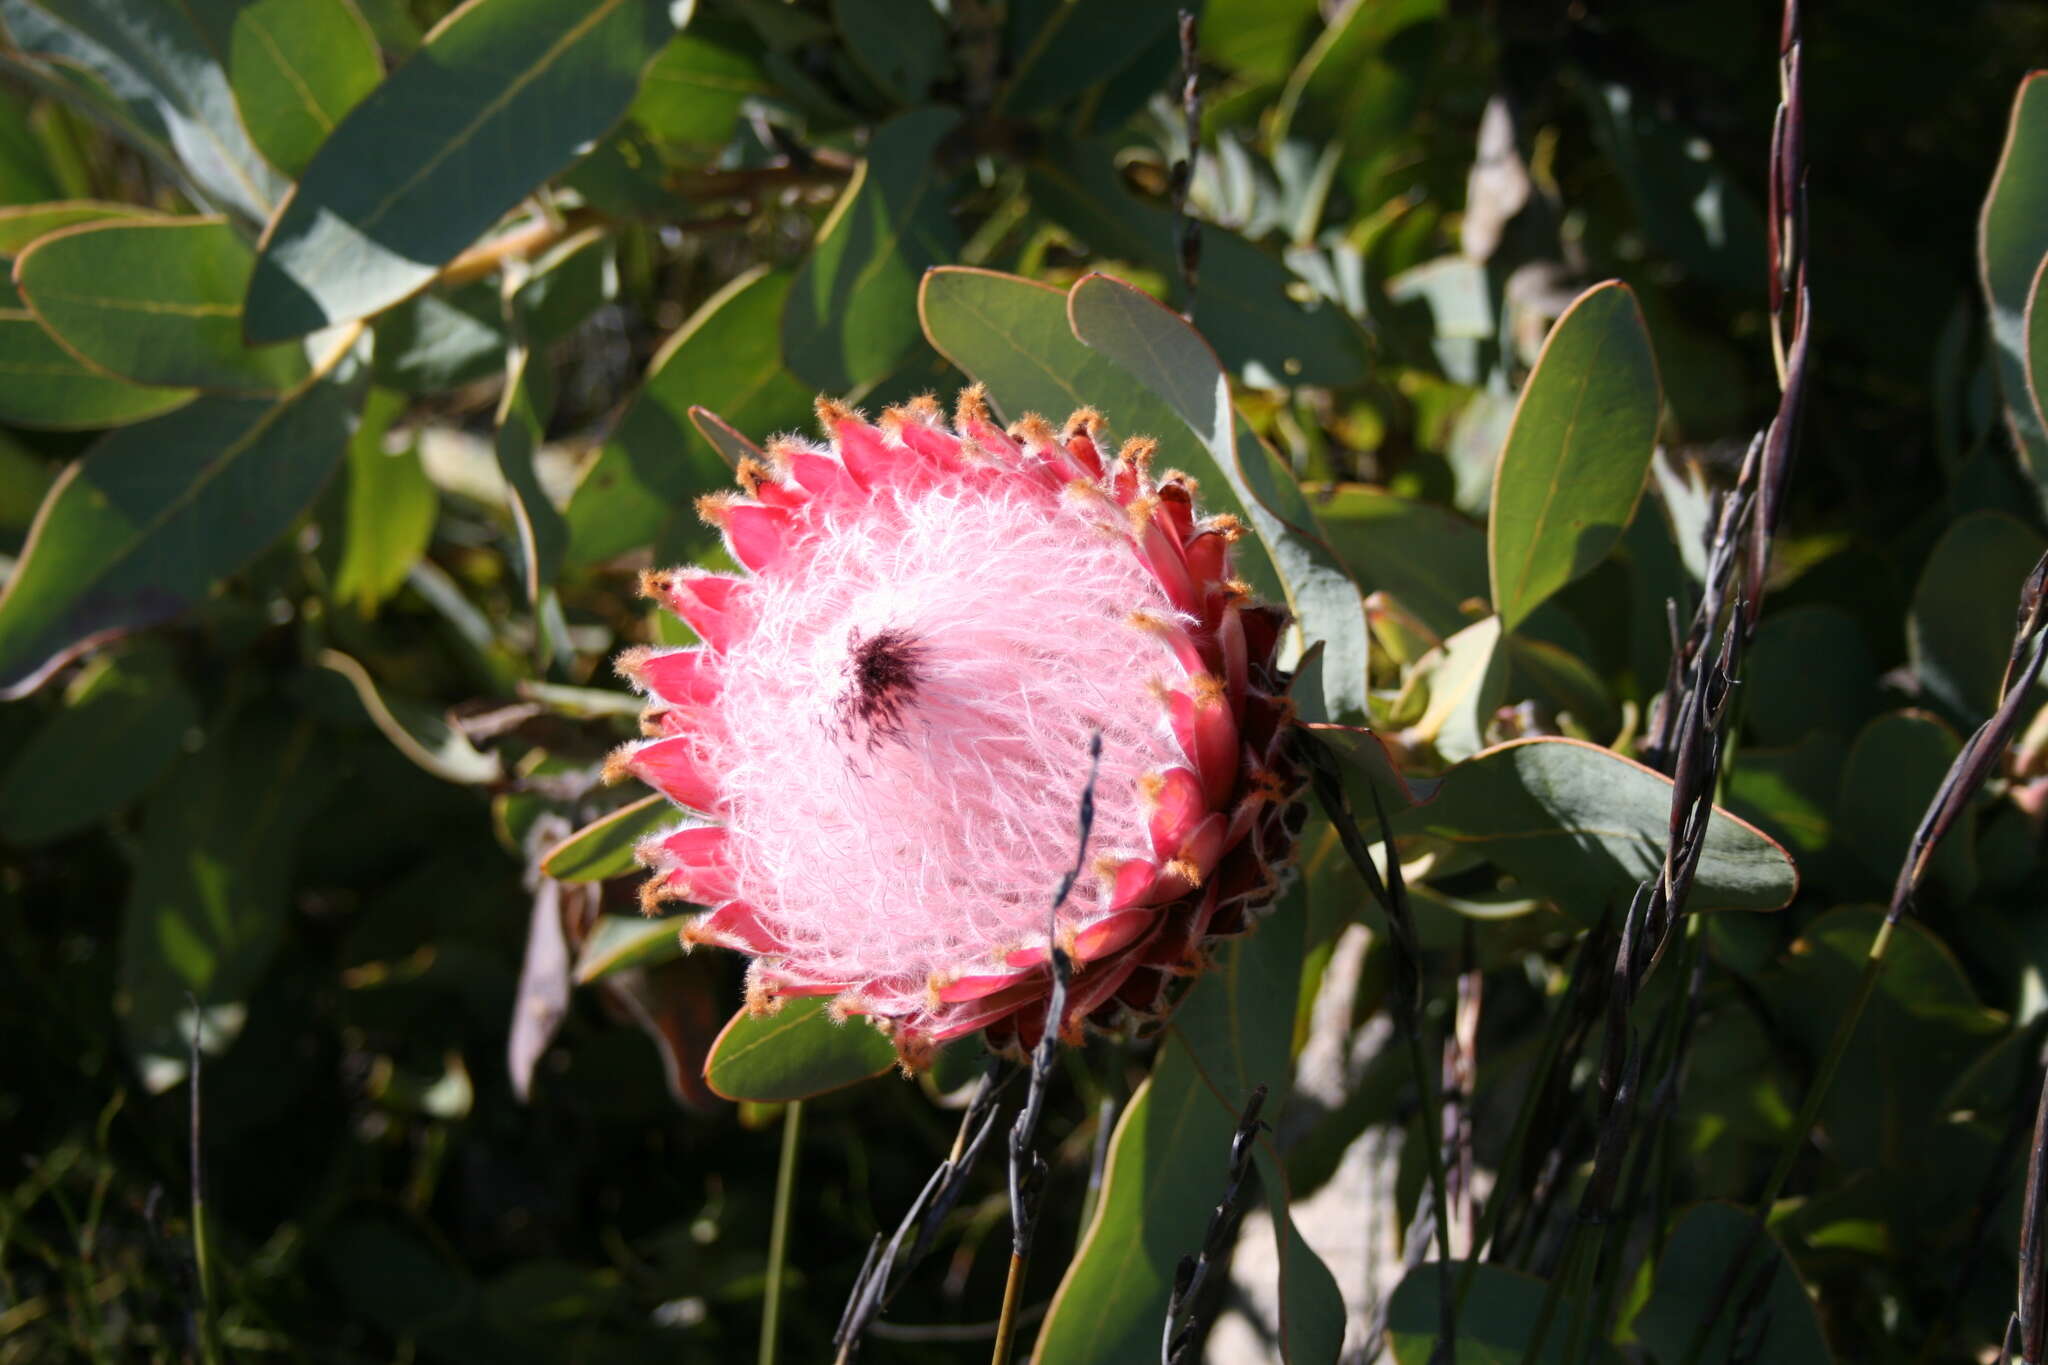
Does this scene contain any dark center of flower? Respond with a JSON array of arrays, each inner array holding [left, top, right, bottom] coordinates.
[[840, 627, 925, 746]]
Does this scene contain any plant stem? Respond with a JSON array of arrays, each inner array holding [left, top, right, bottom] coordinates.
[[761, 1099, 804, 1365], [991, 1252, 1028, 1365]]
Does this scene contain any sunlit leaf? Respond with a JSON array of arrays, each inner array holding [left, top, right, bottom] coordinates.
[[245, 0, 681, 341], [542, 794, 672, 882], [16, 216, 308, 390], [704, 997, 896, 1102], [1488, 280, 1660, 632], [212, 0, 382, 178], [316, 649, 504, 787]]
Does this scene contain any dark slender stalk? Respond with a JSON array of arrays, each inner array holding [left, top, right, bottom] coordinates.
[[2010, 1056, 2048, 1363], [1162, 1084, 1269, 1364], [1169, 10, 1203, 317], [991, 733, 1103, 1365]]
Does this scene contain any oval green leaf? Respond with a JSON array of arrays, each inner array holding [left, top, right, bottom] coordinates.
[[1487, 280, 1660, 632], [1315, 483, 1488, 639], [0, 278, 193, 429], [1980, 71, 2048, 487], [540, 793, 673, 882], [216, 0, 383, 178], [16, 217, 309, 390], [1315, 730, 1797, 920], [244, 0, 682, 342], [703, 997, 896, 1102], [1907, 509, 2047, 719], [0, 385, 351, 697], [316, 649, 504, 786]]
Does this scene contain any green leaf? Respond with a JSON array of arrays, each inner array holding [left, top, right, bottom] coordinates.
[[1065, 271, 1372, 721], [0, 385, 351, 697], [1634, 1203, 1832, 1365], [1980, 72, 2048, 491], [1025, 147, 1369, 388], [1747, 605, 1877, 746], [512, 227, 617, 346], [0, 199, 161, 256], [566, 265, 809, 565], [1723, 731, 1845, 863], [780, 106, 960, 393], [1835, 711, 1975, 905], [2029, 251, 2048, 443], [1317, 731, 1798, 921], [316, 649, 504, 786], [0, 644, 195, 844], [832, 0, 947, 104], [541, 793, 673, 882], [632, 21, 770, 150], [703, 997, 897, 1101], [1037, 885, 1345, 1364], [2, 0, 289, 221], [332, 387, 437, 613], [1386, 1262, 1599, 1364], [118, 714, 335, 1090], [1488, 280, 1660, 631], [16, 216, 309, 391], [994, 0, 1179, 116], [244, 0, 681, 341], [1907, 509, 2047, 719], [0, 277, 193, 429], [573, 913, 686, 982], [1314, 483, 1487, 639], [212, 0, 382, 178]]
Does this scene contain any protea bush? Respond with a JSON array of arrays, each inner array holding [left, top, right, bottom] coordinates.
[[611, 390, 1306, 1059]]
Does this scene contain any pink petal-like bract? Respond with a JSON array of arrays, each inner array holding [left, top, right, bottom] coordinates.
[[617, 392, 1307, 1062]]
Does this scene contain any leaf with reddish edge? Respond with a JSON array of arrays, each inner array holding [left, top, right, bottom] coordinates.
[[1981, 71, 2048, 492], [1311, 729, 1798, 924], [542, 793, 674, 882], [1066, 272, 1371, 723], [703, 997, 896, 1102], [1035, 882, 1345, 1364]]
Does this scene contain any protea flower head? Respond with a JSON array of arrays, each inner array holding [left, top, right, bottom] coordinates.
[[608, 388, 1307, 1063]]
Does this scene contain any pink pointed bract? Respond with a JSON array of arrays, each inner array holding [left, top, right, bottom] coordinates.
[[611, 390, 1307, 1063]]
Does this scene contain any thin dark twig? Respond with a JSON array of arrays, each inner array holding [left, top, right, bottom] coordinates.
[[833, 1064, 1015, 1360], [992, 732, 1103, 1365], [1162, 1084, 1269, 1364], [2012, 1047, 2048, 1364], [1168, 9, 1203, 318]]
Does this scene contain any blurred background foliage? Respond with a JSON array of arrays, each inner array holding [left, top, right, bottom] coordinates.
[[3, 0, 2048, 1361]]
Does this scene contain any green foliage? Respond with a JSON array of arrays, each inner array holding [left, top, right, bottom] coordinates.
[[1, 1, 2046, 1361]]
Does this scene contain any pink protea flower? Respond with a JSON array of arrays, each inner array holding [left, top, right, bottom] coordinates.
[[608, 389, 1307, 1063]]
